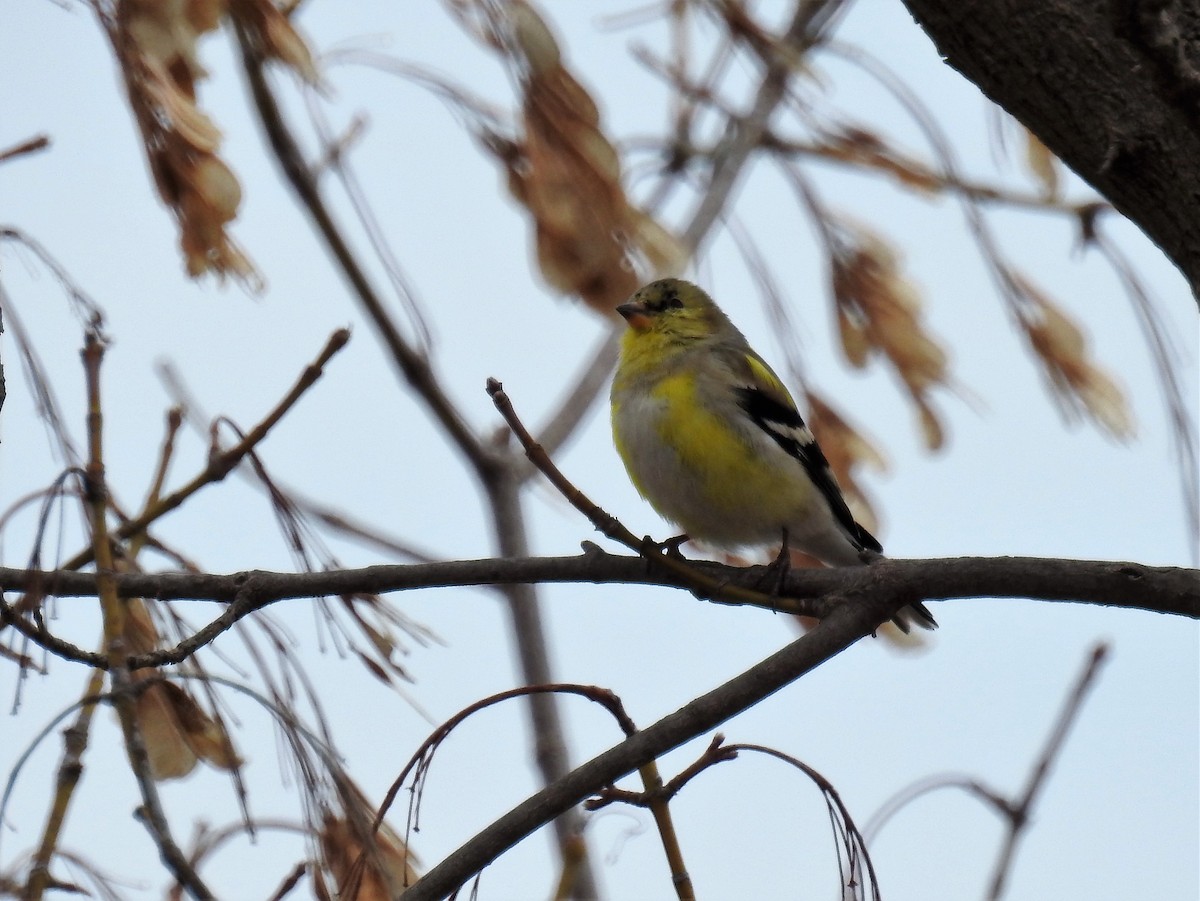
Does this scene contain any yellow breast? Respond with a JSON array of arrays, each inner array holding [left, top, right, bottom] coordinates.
[[613, 370, 816, 546]]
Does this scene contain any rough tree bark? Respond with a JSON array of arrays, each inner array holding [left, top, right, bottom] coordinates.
[[900, 0, 1200, 302]]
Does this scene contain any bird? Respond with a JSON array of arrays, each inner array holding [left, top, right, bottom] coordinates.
[[609, 278, 936, 632]]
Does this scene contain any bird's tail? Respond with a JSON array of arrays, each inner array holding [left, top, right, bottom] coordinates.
[[892, 601, 938, 633]]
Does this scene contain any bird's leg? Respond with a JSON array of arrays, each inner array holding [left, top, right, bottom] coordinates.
[[773, 528, 792, 569], [756, 528, 792, 595], [657, 533, 690, 560], [638, 534, 690, 561]]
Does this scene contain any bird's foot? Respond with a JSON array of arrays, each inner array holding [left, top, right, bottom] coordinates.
[[755, 538, 792, 597], [654, 534, 690, 560]]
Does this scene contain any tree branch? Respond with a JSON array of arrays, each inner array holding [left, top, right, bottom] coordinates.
[[232, 15, 490, 470], [985, 643, 1109, 900], [900, 0, 1200, 300], [396, 598, 881, 901], [681, 0, 846, 253], [479, 471, 598, 899], [57, 328, 350, 573], [1, 554, 1193, 637]]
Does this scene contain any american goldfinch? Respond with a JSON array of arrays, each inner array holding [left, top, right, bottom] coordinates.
[[610, 278, 936, 632]]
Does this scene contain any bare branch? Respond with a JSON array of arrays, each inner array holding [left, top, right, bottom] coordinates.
[[232, 15, 489, 471], [0, 135, 50, 165], [0, 555, 1193, 668], [728, 743, 881, 901], [396, 597, 879, 901], [681, 1, 844, 253], [900, 0, 1200, 299], [56, 329, 350, 574], [80, 328, 216, 901], [478, 471, 596, 897], [985, 643, 1109, 900]]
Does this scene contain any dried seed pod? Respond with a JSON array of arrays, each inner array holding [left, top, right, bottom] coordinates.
[[829, 219, 951, 449], [473, 0, 683, 312], [124, 598, 241, 780], [1016, 273, 1134, 439], [110, 0, 318, 288]]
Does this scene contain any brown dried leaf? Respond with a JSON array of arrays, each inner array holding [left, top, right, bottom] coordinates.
[[829, 220, 950, 450], [124, 597, 161, 654], [354, 648, 394, 686], [113, 0, 263, 288], [319, 812, 419, 900], [473, 0, 680, 312], [836, 305, 870, 368], [190, 154, 243, 221], [135, 681, 243, 779], [1078, 366, 1135, 438], [510, 0, 562, 73], [135, 684, 199, 780], [251, 0, 321, 84], [1027, 289, 1085, 359], [1024, 129, 1060, 200], [140, 60, 222, 152], [187, 0, 225, 33], [133, 678, 243, 778], [1016, 274, 1134, 439], [165, 682, 241, 769], [629, 208, 688, 277], [917, 400, 945, 452], [124, 598, 242, 780], [124, 0, 221, 92]]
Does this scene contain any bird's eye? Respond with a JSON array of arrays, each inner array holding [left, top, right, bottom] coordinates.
[[668, 295, 684, 309]]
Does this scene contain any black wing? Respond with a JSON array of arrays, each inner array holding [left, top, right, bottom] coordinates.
[[735, 385, 882, 553]]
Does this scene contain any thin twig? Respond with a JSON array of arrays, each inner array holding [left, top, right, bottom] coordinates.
[[0, 599, 104, 666], [373, 684, 630, 831], [680, 1, 839, 253], [730, 742, 881, 901], [398, 599, 876, 901], [861, 642, 1113, 898], [1090, 229, 1199, 556], [587, 737, 729, 901], [635, 754, 696, 901], [0, 134, 50, 164], [232, 14, 487, 472], [57, 329, 350, 573], [22, 668, 105, 901], [343, 683, 631, 898], [80, 329, 216, 901], [862, 772, 1009, 843], [985, 643, 1110, 900], [586, 719, 701, 900], [480, 470, 596, 896], [130, 406, 184, 558], [156, 359, 439, 564], [264, 861, 308, 901], [487, 377, 784, 610]]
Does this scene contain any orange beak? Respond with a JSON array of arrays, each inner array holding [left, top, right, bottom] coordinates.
[[616, 301, 652, 331]]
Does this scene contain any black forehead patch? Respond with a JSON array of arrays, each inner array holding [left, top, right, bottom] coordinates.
[[645, 282, 684, 311]]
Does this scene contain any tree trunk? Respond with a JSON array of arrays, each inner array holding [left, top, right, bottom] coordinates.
[[900, 0, 1200, 302]]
